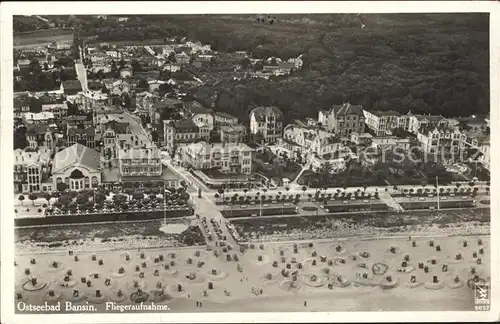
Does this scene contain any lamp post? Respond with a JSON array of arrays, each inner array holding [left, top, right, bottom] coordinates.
[[436, 176, 440, 210]]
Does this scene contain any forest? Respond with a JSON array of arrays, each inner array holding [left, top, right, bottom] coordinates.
[[15, 14, 489, 124]]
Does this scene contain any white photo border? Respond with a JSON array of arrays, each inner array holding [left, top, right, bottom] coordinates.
[[1, 1, 498, 323]]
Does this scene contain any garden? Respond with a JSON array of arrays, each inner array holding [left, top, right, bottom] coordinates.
[[297, 156, 454, 188], [253, 148, 302, 186], [463, 162, 490, 182], [16, 185, 192, 220]]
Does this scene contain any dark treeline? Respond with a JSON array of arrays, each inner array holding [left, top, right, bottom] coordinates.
[[29, 14, 488, 124]]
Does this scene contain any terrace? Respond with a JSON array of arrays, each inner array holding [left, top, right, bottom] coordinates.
[[192, 169, 252, 189]]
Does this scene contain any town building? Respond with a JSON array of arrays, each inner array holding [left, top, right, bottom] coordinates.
[[98, 116, 132, 167], [219, 124, 247, 143], [52, 143, 102, 191], [163, 119, 200, 153], [417, 125, 466, 154], [369, 136, 411, 150], [452, 115, 489, 135], [283, 123, 342, 157], [60, 80, 83, 96], [214, 111, 238, 127], [162, 63, 182, 72], [117, 146, 162, 178], [14, 148, 52, 193], [26, 124, 56, 151], [41, 103, 68, 119], [80, 90, 109, 112], [363, 110, 403, 136], [190, 103, 214, 131], [318, 103, 366, 136], [120, 67, 133, 78], [175, 52, 191, 64], [14, 95, 31, 119], [407, 113, 449, 134], [67, 127, 96, 149], [350, 132, 373, 146], [249, 106, 283, 144], [23, 112, 55, 125], [182, 141, 253, 174], [63, 115, 94, 129], [148, 80, 167, 93]]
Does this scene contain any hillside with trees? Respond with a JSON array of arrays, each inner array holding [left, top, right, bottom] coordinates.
[[34, 14, 488, 123]]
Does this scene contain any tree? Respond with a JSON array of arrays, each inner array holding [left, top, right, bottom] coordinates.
[[76, 194, 88, 205], [28, 193, 37, 206], [18, 195, 25, 206], [132, 191, 144, 200], [217, 188, 225, 201], [94, 192, 106, 204], [56, 182, 68, 192], [131, 59, 142, 72], [44, 193, 52, 205]]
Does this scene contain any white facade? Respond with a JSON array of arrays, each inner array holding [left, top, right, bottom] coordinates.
[[52, 144, 102, 192], [192, 112, 214, 131], [23, 112, 55, 125], [417, 127, 466, 154], [363, 110, 406, 136], [182, 142, 253, 174], [42, 103, 68, 119], [249, 106, 283, 144], [14, 148, 51, 193]]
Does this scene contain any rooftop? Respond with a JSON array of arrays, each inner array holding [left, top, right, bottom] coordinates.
[[61, 80, 83, 91], [250, 106, 283, 120], [185, 141, 253, 155], [42, 103, 68, 110], [117, 147, 160, 160], [68, 126, 95, 136], [53, 143, 101, 173], [331, 103, 364, 116], [14, 148, 51, 165], [215, 111, 237, 120], [24, 112, 55, 121], [168, 119, 198, 130], [220, 124, 247, 133], [369, 110, 402, 117], [190, 101, 212, 114]]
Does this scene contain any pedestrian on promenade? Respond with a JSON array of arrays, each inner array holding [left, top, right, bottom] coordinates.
[[304, 301, 307, 307], [196, 301, 199, 307]]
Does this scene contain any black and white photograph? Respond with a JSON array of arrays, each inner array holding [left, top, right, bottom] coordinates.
[[1, 1, 498, 323]]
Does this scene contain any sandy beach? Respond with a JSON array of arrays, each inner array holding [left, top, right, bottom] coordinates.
[[14, 233, 489, 312]]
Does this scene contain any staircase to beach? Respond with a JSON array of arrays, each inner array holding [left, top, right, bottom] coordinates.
[[379, 191, 404, 212]]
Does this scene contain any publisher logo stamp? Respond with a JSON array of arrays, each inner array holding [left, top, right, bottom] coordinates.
[[474, 281, 490, 311]]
